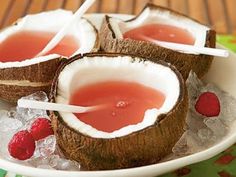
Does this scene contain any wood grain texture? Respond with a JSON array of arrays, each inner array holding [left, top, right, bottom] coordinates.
[[0, 0, 234, 34], [117, 0, 134, 14], [27, 0, 47, 14], [87, 0, 100, 13], [44, 0, 64, 11], [207, 0, 228, 33], [64, 0, 80, 12], [225, 0, 236, 34], [151, 0, 169, 7], [169, 0, 188, 14], [134, 0, 151, 14], [2, 0, 30, 27], [100, 0, 118, 13], [188, 0, 209, 25], [0, 0, 12, 28]]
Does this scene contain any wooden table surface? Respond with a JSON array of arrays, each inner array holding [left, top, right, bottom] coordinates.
[[0, 0, 235, 34]]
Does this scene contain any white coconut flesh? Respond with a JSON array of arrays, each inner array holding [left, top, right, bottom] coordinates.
[[56, 56, 180, 138], [0, 9, 97, 69], [110, 7, 209, 54]]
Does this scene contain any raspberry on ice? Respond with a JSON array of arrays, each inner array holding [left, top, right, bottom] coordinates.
[[29, 118, 54, 141], [195, 92, 220, 117], [8, 130, 35, 160]]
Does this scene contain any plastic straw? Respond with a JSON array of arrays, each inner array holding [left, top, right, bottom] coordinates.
[[146, 37, 229, 58], [17, 99, 101, 113], [36, 0, 95, 57]]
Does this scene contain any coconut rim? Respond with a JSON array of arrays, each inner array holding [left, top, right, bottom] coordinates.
[[0, 9, 99, 69], [107, 3, 210, 53], [50, 53, 185, 139]]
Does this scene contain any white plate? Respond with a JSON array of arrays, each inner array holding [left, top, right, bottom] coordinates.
[[0, 13, 236, 177]]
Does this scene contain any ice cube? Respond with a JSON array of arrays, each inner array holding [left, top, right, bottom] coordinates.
[[37, 164, 54, 169], [36, 135, 56, 157], [29, 155, 58, 168], [185, 130, 206, 153], [197, 128, 213, 143], [0, 110, 9, 119], [186, 72, 204, 92], [0, 116, 22, 132], [203, 117, 228, 138], [28, 155, 80, 171], [16, 92, 49, 122], [22, 91, 48, 102], [0, 131, 17, 159], [186, 72, 204, 106], [56, 158, 81, 171], [218, 93, 236, 126], [172, 130, 205, 156], [186, 110, 207, 133], [16, 107, 47, 122], [27, 156, 48, 167], [0, 132, 10, 158], [7, 108, 17, 119], [0, 110, 22, 159], [48, 155, 60, 168], [172, 132, 188, 156]]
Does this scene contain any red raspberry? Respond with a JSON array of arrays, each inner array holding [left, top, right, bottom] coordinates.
[[8, 130, 35, 160], [29, 118, 54, 141], [195, 92, 220, 117]]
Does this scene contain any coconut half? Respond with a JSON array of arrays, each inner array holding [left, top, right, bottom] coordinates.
[[50, 53, 188, 170], [99, 3, 216, 79], [0, 9, 99, 103]]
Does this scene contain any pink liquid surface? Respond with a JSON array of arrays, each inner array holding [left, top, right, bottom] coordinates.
[[0, 30, 79, 62], [123, 24, 195, 45], [70, 81, 165, 133]]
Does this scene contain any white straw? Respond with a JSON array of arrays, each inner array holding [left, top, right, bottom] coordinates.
[[36, 0, 95, 57], [17, 99, 101, 113], [147, 38, 229, 58]]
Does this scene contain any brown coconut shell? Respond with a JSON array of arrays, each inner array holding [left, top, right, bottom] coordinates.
[[0, 18, 100, 103], [0, 57, 63, 103], [99, 3, 216, 80], [49, 53, 188, 170]]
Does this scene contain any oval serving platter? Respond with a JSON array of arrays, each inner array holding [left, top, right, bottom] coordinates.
[[0, 13, 236, 177]]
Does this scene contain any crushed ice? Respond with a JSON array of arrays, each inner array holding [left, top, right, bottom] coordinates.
[[0, 91, 80, 171], [172, 72, 236, 158]]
